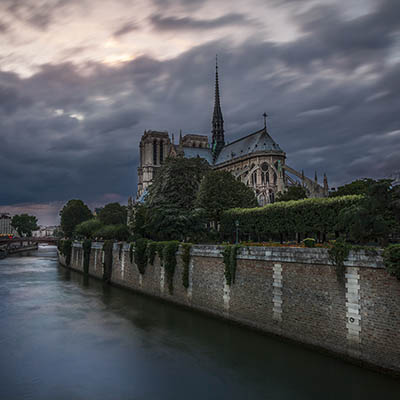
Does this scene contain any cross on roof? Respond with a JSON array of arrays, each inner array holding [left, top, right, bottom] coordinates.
[[263, 112, 268, 129]]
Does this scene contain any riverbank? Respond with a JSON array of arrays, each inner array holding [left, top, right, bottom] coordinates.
[[59, 242, 400, 376]]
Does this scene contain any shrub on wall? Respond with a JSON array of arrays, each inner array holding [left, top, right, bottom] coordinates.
[[223, 245, 240, 286], [163, 241, 180, 294], [383, 244, 400, 280], [303, 238, 316, 248], [181, 243, 192, 289], [82, 239, 92, 274], [134, 238, 148, 275]]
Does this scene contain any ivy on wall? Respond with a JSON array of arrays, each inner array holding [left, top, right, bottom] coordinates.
[[147, 242, 157, 265], [223, 245, 240, 286], [58, 239, 73, 266], [102, 240, 114, 283], [383, 244, 400, 280], [134, 238, 148, 275], [328, 239, 350, 283], [82, 239, 92, 274], [163, 241, 180, 294], [181, 243, 192, 289]]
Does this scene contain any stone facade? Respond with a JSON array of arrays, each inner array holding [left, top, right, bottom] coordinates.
[[135, 63, 328, 205], [60, 243, 400, 375]]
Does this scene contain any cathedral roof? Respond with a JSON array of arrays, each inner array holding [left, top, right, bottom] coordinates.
[[182, 146, 214, 164], [214, 128, 284, 165]]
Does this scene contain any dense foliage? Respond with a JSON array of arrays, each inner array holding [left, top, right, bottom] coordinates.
[[275, 185, 307, 202], [330, 178, 382, 197], [11, 214, 39, 237], [196, 170, 257, 225], [74, 219, 104, 239], [97, 203, 127, 226], [383, 244, 400, 280], [336, 180, 400, 245], [328, 239, 351, 283], [221, 195, 363, 243], [60, 199, 93, 238], [93, 224, 130, 241]]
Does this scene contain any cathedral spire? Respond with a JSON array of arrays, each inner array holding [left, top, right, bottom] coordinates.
[[212, 55, 224, 160]]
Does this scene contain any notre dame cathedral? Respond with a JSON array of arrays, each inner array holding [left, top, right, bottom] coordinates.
[[134, 61, 328, 206]]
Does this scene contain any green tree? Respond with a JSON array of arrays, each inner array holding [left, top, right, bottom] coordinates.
[[275, 185, 307, 202], [196, 170, 258, 225], [60, 199, 93, 238], [93, 224, 130, 241], [146, 156, 210, 210], [336, 180, 396, 244], [97, 203, 127, 225], [143, 157, 210, 241], [330, 178, 379, 197], [74, 219, 104, 239], [11, 214, 39, 237]]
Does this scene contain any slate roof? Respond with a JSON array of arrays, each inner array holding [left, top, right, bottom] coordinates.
[[183, 146, 214, 164], [214, 128, 284, 165]]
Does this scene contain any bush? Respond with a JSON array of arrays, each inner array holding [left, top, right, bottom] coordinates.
[[383, 244, 400, 280], [93, 224, 130, 241], [220, 195, 363, 242], [75, 219, 104, 239], [303, 238, 316, 248], [102, 240, 114, 282], [59, 239, 73, 266], [328, 239, 351, 283]]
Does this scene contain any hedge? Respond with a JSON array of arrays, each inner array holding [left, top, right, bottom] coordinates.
[[220, 195, 363, 242]]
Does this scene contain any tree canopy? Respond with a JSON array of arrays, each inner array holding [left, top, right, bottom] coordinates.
[[146, 156, 210, 210], [275, 185, 307, 202], [74, 219, 104, 239], [11, 214, 39, 237], [60, 199, 93, 238], [97, 202, 127, 225], [330, 178, 383, 197], [196, 170, 258, 224]]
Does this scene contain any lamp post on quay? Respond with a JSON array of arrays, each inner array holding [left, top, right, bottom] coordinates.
[[235, 220, 240, 244]]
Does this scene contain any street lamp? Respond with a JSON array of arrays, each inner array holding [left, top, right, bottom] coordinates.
[[235, 220, 240, 244]]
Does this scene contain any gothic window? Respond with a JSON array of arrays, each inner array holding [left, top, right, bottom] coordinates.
[[266, 171, 269, 183], [153, 140, 157, 165], [159, 140, 164, 163], [261, 162, 268, 172], [261, 172, 265, 184], [251, 170, 257, 186], [274, 172, 277, 185], [269, 190, 275, 203]]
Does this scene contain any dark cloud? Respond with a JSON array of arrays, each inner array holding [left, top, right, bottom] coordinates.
[[1, 0, 83, 30], [0, 20, 9, 33], [1, 0, 400, 224], [113, 20, 139, 37], [149, 13, 250, 31]]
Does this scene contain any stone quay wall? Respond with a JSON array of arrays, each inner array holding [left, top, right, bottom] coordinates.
[[59, 243, 400, 375]]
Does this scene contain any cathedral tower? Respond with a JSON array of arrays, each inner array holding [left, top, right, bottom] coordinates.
[[211, 56, 225, 160]]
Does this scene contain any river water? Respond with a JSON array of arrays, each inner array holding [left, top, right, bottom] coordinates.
[[0, 246, 399, 400]]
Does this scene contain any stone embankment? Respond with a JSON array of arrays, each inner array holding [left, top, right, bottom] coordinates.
[[59, 243, 400, 376]]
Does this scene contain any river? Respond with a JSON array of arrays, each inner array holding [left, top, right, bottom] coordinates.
[[0, 246, 399, 399]]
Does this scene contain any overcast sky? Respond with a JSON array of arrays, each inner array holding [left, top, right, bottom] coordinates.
[[0, 0, 399, 225]]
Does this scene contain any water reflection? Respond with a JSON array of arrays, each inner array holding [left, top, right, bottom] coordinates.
[[0, 246, 399, 400]]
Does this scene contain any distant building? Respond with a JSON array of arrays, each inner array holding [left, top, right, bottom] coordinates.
[[135, 61, 328, 206], [32, 226, 58, 238], [0, 213, 18, 236]]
